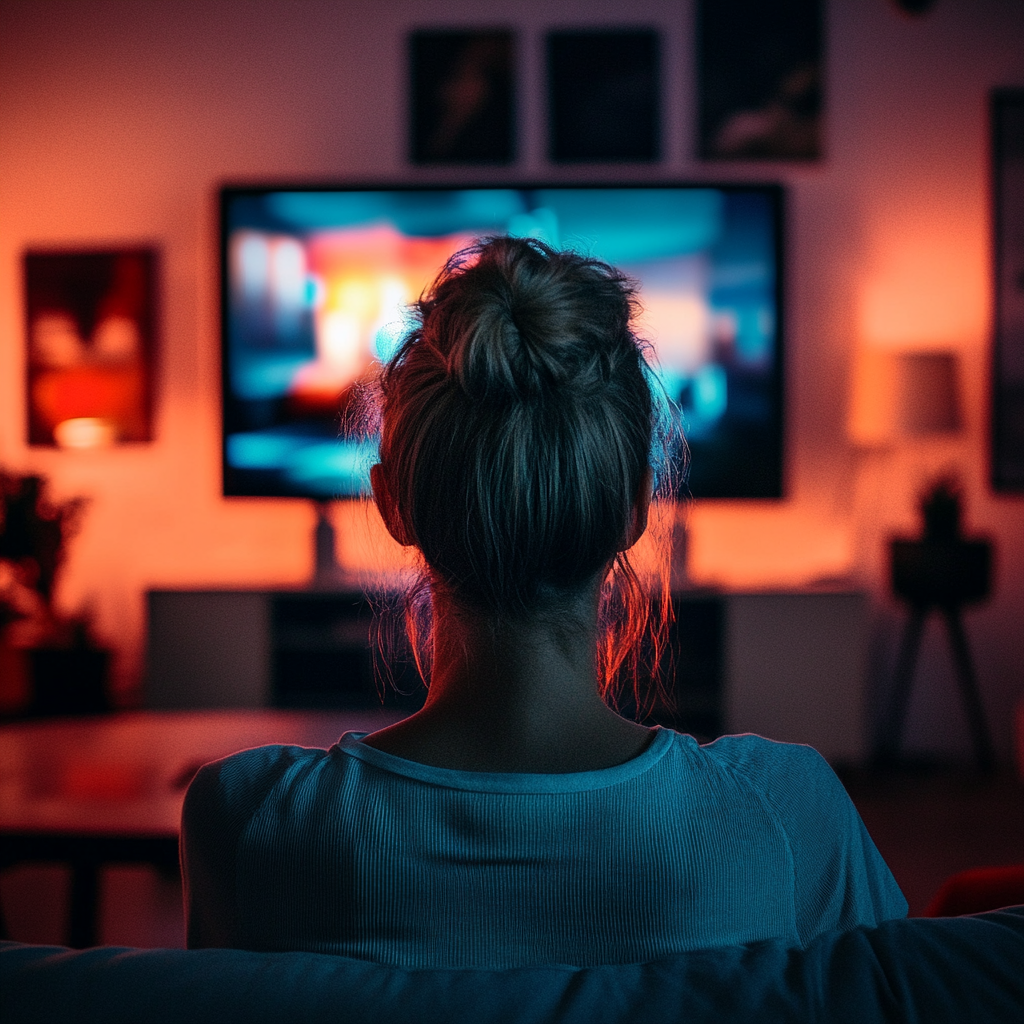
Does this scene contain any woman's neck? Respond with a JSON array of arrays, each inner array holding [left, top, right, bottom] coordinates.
[[362, 587, 652, 773]]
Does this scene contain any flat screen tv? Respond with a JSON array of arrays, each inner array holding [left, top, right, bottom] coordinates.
[[221, 184, 784, 499]]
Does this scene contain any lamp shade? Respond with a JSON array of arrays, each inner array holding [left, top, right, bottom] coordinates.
[[848, 348, 963, 446]]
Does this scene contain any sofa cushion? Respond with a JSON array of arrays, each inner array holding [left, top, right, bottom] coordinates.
[[2, 907, 1023, 1024]]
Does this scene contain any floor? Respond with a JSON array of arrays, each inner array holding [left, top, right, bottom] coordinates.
[[836, 762, 1024, 916], [2, 763, 1021, 948]]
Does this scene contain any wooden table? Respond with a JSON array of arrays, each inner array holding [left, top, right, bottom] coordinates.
[[0, 709, 404, 947]]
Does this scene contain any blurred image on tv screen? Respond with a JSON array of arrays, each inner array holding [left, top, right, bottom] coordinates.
[[221, 186, 783, 499]]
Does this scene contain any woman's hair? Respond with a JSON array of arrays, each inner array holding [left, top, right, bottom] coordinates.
[[372, 235, 681, 713]]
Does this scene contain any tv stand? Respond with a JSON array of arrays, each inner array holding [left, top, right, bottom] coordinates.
[[145, 587, 870, 763], [311, 502, 351, 590]]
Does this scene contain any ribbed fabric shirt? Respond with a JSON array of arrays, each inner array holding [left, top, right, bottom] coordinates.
[[180, 728, 907, 968]]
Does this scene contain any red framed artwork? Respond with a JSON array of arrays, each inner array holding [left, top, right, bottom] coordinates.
[[24, 249, 156, 449]]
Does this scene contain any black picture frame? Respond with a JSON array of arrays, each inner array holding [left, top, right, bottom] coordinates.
[[409, 30, 515, 165], [547, 30, 661, 163], [697, 0, 823, 160], [992, 89, 1024, 492]]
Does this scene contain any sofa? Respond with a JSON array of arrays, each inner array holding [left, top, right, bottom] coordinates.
[[3, 907, 1023, 1023]]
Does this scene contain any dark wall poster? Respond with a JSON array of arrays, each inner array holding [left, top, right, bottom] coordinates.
[[409, 30, 515, 165], [698, 0, 823, 160], [992, 89, 1024, 492], [547, 30, 661, 163]]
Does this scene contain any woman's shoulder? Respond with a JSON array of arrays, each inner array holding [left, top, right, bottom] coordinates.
[[698, 732, 829, 771], [184, 742, 335, 822], [692, 733, 845, 816]]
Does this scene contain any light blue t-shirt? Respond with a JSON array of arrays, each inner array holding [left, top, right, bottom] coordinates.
[[181, 728, 907, 968]]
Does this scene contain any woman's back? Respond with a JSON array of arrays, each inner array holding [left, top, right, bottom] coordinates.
[[182, 730, 906, 967], [181, 237, 906, 965]]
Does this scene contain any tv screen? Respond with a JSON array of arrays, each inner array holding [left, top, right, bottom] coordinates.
[[221, 184, 783, 499]]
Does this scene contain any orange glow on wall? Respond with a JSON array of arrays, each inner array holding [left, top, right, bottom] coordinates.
[[858, 235, 986, 349], [686, 503, 854, 590]]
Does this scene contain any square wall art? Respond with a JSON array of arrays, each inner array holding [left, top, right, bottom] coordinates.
[[698, 0, 823, 160], [409, 30, 515, 164], [547, 29, 661, 163], [24, 249, 156, 449]]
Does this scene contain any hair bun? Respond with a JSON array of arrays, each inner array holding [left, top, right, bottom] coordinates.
[[423, 237, 635, 401]]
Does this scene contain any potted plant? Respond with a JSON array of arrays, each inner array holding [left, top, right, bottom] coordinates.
[[0, 469, 109, 715]]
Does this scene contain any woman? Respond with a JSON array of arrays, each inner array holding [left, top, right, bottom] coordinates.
[[182, 237, 906, 967]]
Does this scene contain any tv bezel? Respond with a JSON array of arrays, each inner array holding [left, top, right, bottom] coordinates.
[[219, 181, 786, 501]]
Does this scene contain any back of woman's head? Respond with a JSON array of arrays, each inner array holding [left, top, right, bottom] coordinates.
[[375, 235, 677, 699], [378, 235, 650, 602]]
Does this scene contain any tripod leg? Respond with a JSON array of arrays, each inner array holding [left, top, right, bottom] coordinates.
[[942, 608, 996, 775], [876, 608, 927, 765]]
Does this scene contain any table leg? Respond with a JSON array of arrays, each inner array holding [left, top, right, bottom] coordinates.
[[68, 861, 99, 948], [876, 607, 927, 764], [942, 608, 996, 775]]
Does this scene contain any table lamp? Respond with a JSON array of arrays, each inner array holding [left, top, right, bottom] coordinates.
[[848, 349, 963, 446], [849, 348, 995, 771]]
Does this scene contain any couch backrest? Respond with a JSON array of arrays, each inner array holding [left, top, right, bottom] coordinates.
[[3, 907, 1023, 1024]]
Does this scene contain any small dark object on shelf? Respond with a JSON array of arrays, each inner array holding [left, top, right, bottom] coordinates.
[[920, 475, 962, 541]]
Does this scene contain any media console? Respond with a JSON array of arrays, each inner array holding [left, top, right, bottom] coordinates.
[[146, 587, 869, 763]]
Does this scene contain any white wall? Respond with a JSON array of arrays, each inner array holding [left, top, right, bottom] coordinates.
[[1, 0, 1022, 759]]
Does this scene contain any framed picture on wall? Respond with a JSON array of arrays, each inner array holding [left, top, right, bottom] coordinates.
[[547, 29, 660, 163], [24, 249, 156, 449], [409, 29, 515, 165], [697, 0, 823, 160], [992, 89, 1024, 492]]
